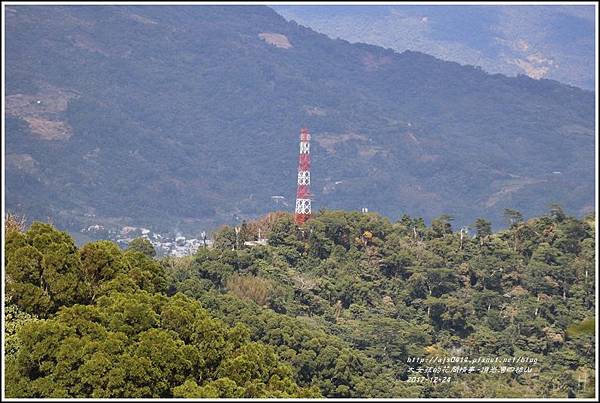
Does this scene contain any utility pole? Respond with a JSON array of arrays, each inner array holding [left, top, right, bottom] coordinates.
[[234, 226, 240, 250]]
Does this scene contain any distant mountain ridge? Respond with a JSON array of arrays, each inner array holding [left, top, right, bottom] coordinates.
[[273, 5, 596, 90], [4, 5, 595, 235]]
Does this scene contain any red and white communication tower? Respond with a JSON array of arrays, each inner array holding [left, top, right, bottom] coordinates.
[[294, 128, 311, 226]]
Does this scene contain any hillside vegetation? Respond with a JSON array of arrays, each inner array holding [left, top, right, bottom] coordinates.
[[5, 207, 595, 398], [5, 5, 595, 233]]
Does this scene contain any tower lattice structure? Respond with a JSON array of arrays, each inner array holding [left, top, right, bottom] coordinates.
[[295, 128, 311, 226]]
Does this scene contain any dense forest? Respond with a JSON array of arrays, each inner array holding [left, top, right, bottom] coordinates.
[[4, 207, 596, 398]]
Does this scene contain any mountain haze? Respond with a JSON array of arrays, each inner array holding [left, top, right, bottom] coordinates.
[[273, 5, 596, 90], [4, 5, 595, 235]]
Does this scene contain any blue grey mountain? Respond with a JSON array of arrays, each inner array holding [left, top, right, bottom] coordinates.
[[4, 5, 595, 235], [273, 5, 595, 90]]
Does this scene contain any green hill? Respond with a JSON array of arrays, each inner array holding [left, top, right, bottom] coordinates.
[[5, 208, 596, 397], [5, 5, 595, 234]]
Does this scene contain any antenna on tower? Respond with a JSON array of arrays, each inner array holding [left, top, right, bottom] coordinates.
[[294, 127, 312, 226]]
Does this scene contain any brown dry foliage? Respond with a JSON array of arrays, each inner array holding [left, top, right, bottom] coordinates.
[[5, 212, 27, 234], [244, 211, 291, 240], [226, 274, 274, 307]]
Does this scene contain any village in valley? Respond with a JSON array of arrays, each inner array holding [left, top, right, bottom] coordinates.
[[80, 224, 210, 257], [80, 222, 269, 256]]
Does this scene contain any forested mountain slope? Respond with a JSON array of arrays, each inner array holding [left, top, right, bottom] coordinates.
[[5, 208, 596, 397], [5, 5, 595, 233]]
